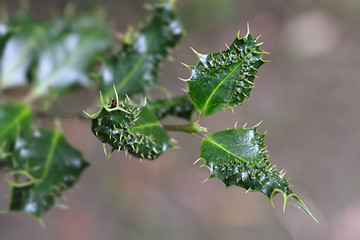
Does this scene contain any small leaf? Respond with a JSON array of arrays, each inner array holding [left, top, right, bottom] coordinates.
[[199, 125, 317, 221], [31, 13, 110, 96], [89, 94, 172, 160], [147, 95, 195, 120], [185, 28, 267, 117], [7, 129, 90, 221], [98, 0, 183, 99], [0, 104, 32, 167]]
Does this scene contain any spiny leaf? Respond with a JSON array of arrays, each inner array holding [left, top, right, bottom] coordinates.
[[199, 125, 317, 222], [98, 0, 183, 99], [0, 104, 32, 168], [7, 129, 90, 221], [147, 95, 195, 121], [89, 93, 172, 160], [185, 28, 267, 117]]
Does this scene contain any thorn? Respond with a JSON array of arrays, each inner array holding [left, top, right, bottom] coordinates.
[[193, 158, 202, 165], [82, 111, 92, 118], [246, 22, 250, 36], [181, 62, 190, 68], [102, 143, 107, 156], [178, 77, 188, 82]]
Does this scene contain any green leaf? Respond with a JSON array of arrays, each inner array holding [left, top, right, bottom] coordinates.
[[199, 125, 317, 222], [147, 95, 195, 121], [0, 23, 11, 56], [0, 104, 32, 167], [7, 129, 90, 221], [185, 28, 267, 117], [31, 13, 110, 96], [89, 93, 172, 160], [99, 0, 183, 99], [0, 11, 49, 88]]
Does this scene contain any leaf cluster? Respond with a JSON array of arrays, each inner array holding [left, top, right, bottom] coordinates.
[[0, 0, 317, 223]]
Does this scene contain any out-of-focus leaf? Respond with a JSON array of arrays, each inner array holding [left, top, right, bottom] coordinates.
[[185, 28, 267, 117], [99, 0, 183, 99], [31, 13, 110, 96], [7, 129, 90, 221], [0, 9, 110, 96], [0, 104, 32, 167], [0, 23, 11, 55], [199, 124, 317, 222], [89, 93, 172, 160], [147, 95, 195, 120], [0, 11, 49, 88]]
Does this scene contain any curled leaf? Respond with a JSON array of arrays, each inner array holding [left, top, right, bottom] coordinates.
[[88, 92, 172, 160]]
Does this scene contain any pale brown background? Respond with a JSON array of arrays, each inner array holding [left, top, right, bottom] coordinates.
[[0, 0, 360, 239]]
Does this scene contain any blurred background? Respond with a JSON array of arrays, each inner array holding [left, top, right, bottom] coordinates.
[[1, 0, 360, 239]]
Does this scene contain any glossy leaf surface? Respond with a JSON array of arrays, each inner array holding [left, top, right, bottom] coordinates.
[[147, 95, 195, 120], [0, 9, 110, 96], [0, 11, 48, 88], [89, 95, 172, 160], [8, 129, 90, 220], [99, 0, 183, 99], [185, 29, 267, 116], [32, 13, 110, 96], [0, 104, 32, 166], [199, 125, 317, 221]]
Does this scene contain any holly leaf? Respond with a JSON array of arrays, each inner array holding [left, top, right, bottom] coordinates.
[[0, 10, 49, 89], [31, 13, 110, 97], [147, 95, 195, 121], [199, 125, 318, 222], [0, 104, 32, 167], [185, 27, 267, 117], [7, 129, 90, 221], [98, 0, 183, 99], [89, 93, 172, 160]]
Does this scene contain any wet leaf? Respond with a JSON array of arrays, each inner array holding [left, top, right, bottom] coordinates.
[[7, 129, 90, 221]]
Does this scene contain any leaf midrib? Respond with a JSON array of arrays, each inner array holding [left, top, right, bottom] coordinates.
[[201, 63, 241, 115], [40, 131, 61, 180], [105, 31, 155, 97], [33, 35, 96, 95], [0, 106, 30, 140]]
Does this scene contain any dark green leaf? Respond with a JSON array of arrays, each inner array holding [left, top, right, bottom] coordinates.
[[147, 95, 195, 120], [7, 129, 90, 221], [99, 0, 183, 99], [89, 94, 172, 160], [199, 125, 317, 221], [185, 28, 267, 117], [0, 104, 32, 167]]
